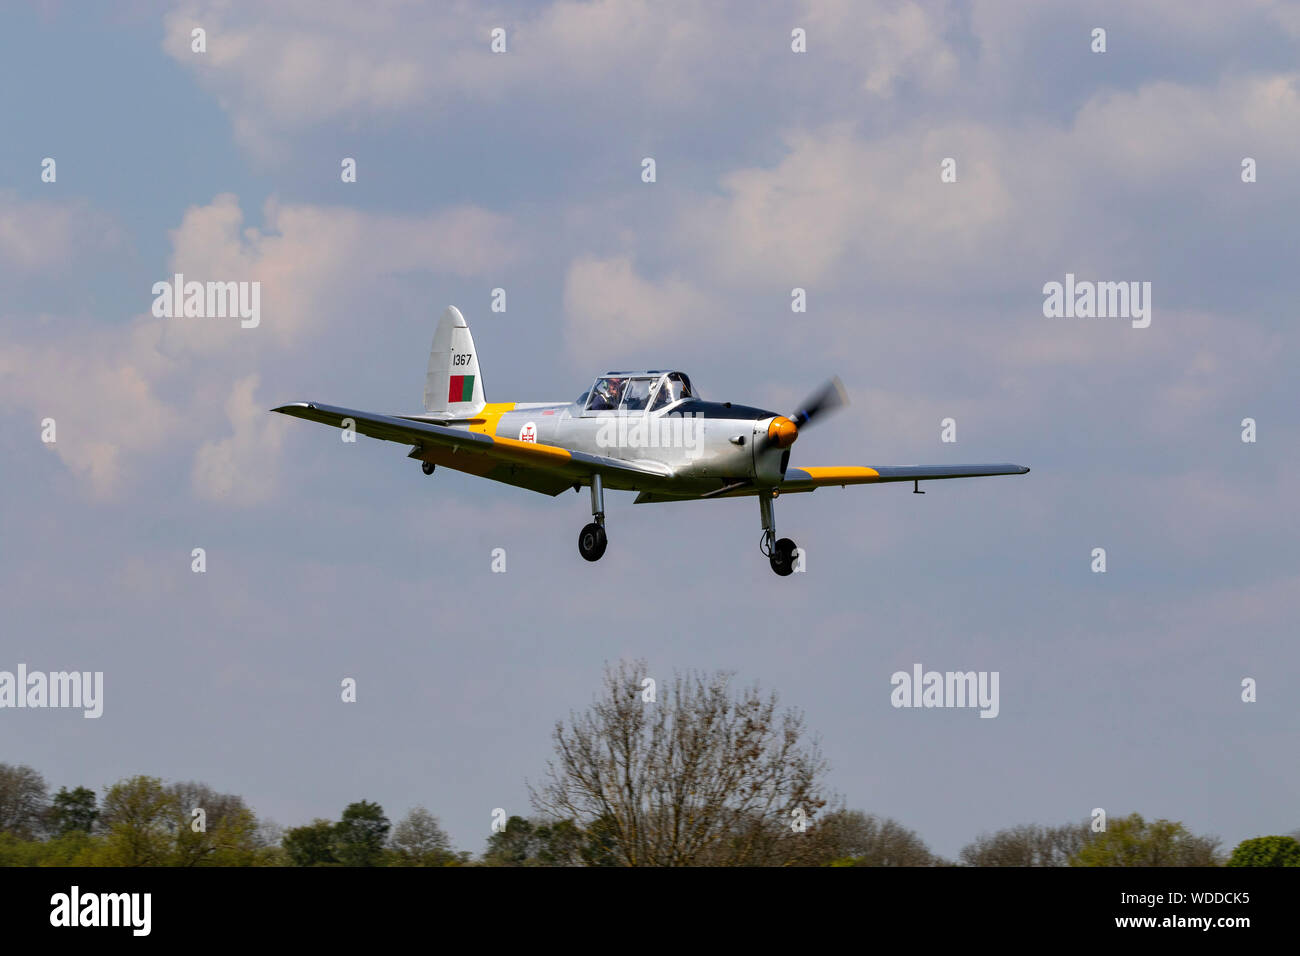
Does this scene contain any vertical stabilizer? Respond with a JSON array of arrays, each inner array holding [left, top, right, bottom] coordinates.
[[423, 305, 486, 417]]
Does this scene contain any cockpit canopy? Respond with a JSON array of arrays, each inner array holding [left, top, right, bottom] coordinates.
[[581, 371, 695, 413]]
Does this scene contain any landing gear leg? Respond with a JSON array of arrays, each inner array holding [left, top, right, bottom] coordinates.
[[578, 474, 608, 561], [759, 491, 798, 576]]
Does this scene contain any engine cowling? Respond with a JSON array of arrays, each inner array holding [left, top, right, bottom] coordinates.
[[753, 417, 794, 484]]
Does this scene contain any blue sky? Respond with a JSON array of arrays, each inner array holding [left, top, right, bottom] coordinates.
[[2, 0, 1298, 859]]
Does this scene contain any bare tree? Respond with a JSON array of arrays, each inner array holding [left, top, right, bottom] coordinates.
[[0, 763, 48, 839], [960, 821, 1090, 866], [530, 659, 830, 866], [809, 809, 941, 866]]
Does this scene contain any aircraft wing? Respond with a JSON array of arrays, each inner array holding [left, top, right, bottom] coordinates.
[[780, 463, 1030, 490], [632, 463, 1028, 503], [272, 402, 676, 496]]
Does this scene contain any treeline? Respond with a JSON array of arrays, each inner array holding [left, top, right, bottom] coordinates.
[[2, 763, 1297, 867]]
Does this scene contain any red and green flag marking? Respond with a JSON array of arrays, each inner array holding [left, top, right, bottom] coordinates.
[[448, 374, 475, 402]]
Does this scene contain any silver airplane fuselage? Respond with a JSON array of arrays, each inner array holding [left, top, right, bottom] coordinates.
[[426, 394, 790, 494]]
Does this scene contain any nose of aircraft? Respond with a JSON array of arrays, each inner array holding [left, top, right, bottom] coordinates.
[[767, 415, 799, 448]]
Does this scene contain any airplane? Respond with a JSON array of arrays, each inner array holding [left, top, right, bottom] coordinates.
[[273, 306, 1029, 575]]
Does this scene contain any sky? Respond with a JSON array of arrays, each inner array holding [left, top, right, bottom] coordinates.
[[1, 0, 1297, 860]]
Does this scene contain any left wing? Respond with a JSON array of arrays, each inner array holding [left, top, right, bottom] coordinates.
[[780, 463, 1029, 490], [272, 401, 676, 496]]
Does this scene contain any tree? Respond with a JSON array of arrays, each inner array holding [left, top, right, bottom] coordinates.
[[1226, 836, 1300, 867], [531, 659, 830, 866], [960, 821, 1090, 867], [482, 815, 544, 866], [480, 815, 609, 867], [0, 764, 48, 839], [389, 807, 459, 866], [1070, 813, 1222, 867], [98, 776, 179, 866], [535, 819, 594, 867], [47, 786, 99, 837], [332, 801, 390, 866], [167, 781, 259, 866], [580, 813, 619, 867], [283, 819, 338, 866], [815, 809, 940, 866]]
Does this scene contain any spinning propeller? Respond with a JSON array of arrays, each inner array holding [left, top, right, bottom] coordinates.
[[765, 376, 848, 448]]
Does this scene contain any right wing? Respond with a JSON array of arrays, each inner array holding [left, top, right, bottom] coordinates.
[[272, 401, 676, 496], [779, 463, 1030, 490], [633, 463, 1029, 503]]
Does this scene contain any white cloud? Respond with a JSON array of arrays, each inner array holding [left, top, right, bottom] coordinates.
[[676, 122, 1014, 287], [156, 193, 516, 354], [162, 0, 728, 158], [192, 374, 287, 504], [674, 72, 1300, 291], [3, 193, 517, 502], [797, 0, 961, 97], [0, 192, 121, 274], [0, 339, 180, 499], [562, 255, 715, 364]]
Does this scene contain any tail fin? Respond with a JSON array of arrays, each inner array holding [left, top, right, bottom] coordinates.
[[423, 305, 486, 417]]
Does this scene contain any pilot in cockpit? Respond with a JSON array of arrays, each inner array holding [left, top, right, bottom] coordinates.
[[589, 376, 625, 410]]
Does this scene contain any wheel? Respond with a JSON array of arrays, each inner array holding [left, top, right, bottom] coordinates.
[[769, 537, 798, 576], [421, 461, 435, 475], [578, 522, 608, 561]]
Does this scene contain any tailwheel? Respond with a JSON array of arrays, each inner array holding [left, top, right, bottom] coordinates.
[[578, 522, 608, 562], [421, 461, 436, 476], [769, 537, 798, 576]]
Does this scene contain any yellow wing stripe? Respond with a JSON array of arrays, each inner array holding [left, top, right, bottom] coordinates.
[[797, 467, 880, 481], [492, 435, 573, 461]]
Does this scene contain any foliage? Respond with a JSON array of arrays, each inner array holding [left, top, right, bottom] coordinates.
[[1069, 813, 1222, 867], [332, 800, 391, 866], [0, 764, 48, 839], [1226, 835, 1300, 867], [389, 806, 464, 866], [283, 819, 339, 867], [48, 786, 98, 837], [960, 821, 1090, 866]]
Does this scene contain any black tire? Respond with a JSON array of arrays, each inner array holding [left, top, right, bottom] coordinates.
[[578, 522, 608, 562], [421, 461, 435, 476], [769, 537, 798, 576]]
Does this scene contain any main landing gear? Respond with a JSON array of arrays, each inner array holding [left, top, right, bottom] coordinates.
[[759, 490, 800, 576], [578, 474, 608, 561], [421, 461, 436, 476], [578, 480, 799, 574]]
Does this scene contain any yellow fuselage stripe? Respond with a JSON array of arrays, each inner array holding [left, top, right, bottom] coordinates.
[[467, 402, 516, 437]]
